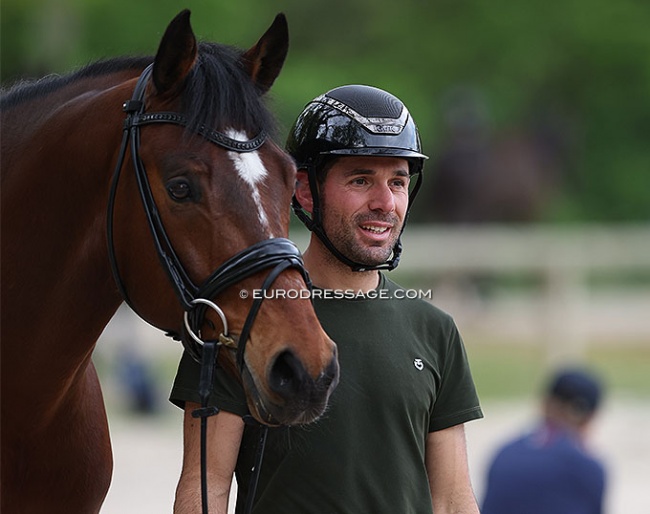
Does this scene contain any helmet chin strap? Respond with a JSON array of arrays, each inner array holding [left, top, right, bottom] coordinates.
[[292, 165, 423, 273], [313, 218, 403, 272]]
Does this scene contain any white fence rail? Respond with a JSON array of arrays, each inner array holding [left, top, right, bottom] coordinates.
[[390, 223, 650, 361], [398, 223, 650, 273]]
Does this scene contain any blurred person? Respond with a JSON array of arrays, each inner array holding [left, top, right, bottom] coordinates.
[[423, 86, 572, 225], [116, 347, 158, 415], [481, 367, 606, 514], [170, 85, 483, 513]]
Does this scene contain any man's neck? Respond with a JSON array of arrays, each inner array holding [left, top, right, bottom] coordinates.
[[302, 235, 380, 293]]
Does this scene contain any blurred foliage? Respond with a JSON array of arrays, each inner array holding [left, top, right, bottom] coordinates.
[[2, 0, 649, 221]]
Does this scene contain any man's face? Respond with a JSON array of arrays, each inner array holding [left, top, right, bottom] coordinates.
[[319, 156, 410, 267]]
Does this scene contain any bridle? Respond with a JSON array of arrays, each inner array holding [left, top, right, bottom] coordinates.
[[107, 63, 309, 514]]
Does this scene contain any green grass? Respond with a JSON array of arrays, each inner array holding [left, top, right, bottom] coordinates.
[[466, 342, 650, 401]]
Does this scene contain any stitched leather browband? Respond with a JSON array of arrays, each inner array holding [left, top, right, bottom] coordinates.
[[125, 109, 266, 152]]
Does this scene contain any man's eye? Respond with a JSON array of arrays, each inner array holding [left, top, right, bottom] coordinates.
[[392, 176, 410, 189]]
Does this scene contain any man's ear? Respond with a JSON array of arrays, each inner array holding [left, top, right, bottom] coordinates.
[[295, 170, 314, 214]]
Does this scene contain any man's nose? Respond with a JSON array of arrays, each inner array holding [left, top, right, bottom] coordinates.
[[367, 183, 396, 213]]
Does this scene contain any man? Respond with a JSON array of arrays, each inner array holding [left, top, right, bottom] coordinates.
[[481, 367, 606, 514], [171, 85, 483, 513]]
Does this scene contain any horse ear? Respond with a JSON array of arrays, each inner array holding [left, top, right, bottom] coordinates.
[[151, 10, 198, 96], [241, 13, 289, 94]]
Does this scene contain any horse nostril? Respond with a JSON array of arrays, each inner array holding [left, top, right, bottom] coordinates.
[[269, 350, 307, 396], [319, 355, 340, 391]]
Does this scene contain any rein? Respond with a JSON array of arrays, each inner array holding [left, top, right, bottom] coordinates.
[[107, 64, 308, 514]]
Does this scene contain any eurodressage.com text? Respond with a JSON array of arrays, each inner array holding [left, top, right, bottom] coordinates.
[[240, 288, 433, 300]]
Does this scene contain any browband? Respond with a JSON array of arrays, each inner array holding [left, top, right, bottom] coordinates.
[[125, 110, 266, 152]]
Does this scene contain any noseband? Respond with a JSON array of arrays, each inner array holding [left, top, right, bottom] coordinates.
[[107, 64, 309, 514]]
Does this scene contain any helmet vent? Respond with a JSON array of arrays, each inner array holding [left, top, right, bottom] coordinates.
[[327, 85, 403, 119]]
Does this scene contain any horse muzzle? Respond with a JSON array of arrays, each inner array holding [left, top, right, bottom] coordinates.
[[242, 347, 340, 426]]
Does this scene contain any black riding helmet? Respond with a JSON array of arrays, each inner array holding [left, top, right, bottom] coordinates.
[[287, 85, 428, 271]]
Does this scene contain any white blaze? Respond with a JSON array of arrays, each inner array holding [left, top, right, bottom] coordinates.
[[226, 129, 272, 235]]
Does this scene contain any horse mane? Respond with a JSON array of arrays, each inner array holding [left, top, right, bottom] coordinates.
[[0, 57, 152, 109], [1, 42, 277, 138]]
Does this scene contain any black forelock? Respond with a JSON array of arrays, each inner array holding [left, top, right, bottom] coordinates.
[[181, 42, 277, 139]]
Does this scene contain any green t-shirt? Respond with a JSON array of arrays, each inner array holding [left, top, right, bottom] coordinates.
[[170, 275, 483, 514]]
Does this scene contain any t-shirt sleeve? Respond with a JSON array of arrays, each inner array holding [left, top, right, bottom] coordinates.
[[169, 350, 250, 418], [429, 320, 483, 432]]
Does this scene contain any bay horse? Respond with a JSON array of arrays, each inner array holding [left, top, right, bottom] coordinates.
[[1, 10, 338, 513]]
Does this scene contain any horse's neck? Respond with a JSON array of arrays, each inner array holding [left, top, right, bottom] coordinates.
[[1, 84, 127, 370]]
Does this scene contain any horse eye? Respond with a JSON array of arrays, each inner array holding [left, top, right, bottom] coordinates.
[[167, 179, 192, 202]]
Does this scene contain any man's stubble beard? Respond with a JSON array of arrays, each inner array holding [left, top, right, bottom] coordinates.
[[321, 209, 402, 267]]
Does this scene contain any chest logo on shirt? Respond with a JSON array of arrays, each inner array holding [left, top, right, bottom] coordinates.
[[413, 358, 424, 371]]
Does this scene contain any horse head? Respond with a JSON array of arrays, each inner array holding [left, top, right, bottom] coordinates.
[[110, 10, 338, 426]]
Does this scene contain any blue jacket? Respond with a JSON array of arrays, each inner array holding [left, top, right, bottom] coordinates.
[[482, 423, 606, 514]]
